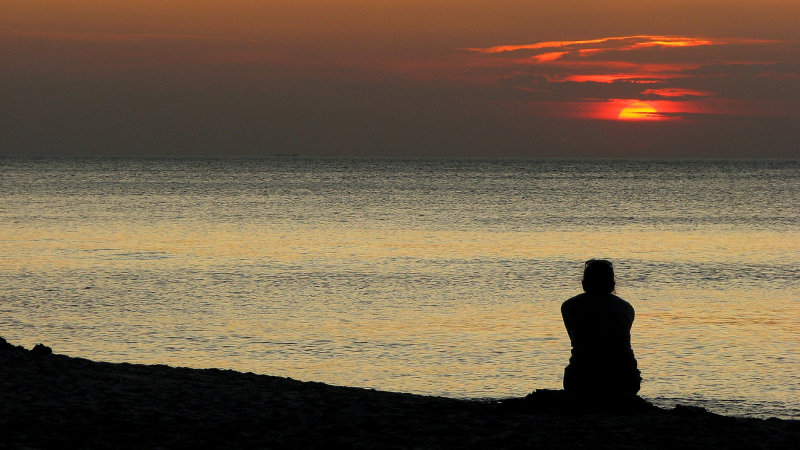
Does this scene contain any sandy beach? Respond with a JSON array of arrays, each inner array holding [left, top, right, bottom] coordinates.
[[2, 337, 798, 449]]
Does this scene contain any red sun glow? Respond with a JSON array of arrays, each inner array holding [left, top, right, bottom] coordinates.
[[618, 102, 659, 120]]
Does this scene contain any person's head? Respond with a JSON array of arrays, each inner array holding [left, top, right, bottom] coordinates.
[[582, 259, 616, 295]]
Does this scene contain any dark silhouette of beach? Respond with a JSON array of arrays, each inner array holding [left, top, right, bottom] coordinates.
[[2, 337, 798, 449]]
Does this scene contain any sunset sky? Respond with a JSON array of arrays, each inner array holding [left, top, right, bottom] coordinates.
[[2, 1, 799, 157]]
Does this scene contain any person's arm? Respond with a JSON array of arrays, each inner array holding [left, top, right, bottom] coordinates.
[[561, 301, 574, 340], [628, 303, 635, 326]]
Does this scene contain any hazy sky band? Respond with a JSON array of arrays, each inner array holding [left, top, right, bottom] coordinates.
[[2, 1, 799, 157]]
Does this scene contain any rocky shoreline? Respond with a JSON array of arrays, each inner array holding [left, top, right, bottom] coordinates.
[[2, 337, 798, 449]]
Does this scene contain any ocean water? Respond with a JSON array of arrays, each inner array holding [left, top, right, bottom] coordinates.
[[1, 157, 798, 419]]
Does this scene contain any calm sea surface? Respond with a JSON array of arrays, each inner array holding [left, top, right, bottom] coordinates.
[[1, 158, 798, 419]]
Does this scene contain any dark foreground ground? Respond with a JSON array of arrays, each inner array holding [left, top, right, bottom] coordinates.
[[2, 338, 798, 449]]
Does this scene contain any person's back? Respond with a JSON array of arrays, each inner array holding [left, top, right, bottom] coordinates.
[[561, 260, 641, 395]]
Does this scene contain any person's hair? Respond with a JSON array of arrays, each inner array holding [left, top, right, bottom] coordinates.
[[582, 259, 616, 294]]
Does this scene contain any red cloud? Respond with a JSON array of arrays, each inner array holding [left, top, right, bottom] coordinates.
[[641, 88, 714, 98], [466, 35, 720, 54], [461, 35, 798, 119]]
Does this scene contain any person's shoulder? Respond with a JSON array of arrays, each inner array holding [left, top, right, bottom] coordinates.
[[609, 294, 635, 312], [561, 293, 589, 311], [608, 293, 628, 303]]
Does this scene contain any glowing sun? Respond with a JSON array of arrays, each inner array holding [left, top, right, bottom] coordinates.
[[618, 102, 659, 120]]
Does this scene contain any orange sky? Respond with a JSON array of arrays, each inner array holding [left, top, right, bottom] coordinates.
[[2, 1, 800, 157]]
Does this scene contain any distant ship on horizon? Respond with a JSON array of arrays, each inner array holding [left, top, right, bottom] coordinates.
[[274, 153, 300, 157]]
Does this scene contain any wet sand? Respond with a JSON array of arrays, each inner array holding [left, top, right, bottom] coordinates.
[[2, 338, 798, 449]]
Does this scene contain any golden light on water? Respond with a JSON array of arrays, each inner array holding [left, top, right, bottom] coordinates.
[[4, 224, 797, 267], [3, 158, 799, 419], [3, 221, 799, 401]]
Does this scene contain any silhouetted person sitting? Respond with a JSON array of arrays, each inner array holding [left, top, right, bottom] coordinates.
[[561, 259, 642, 395]]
